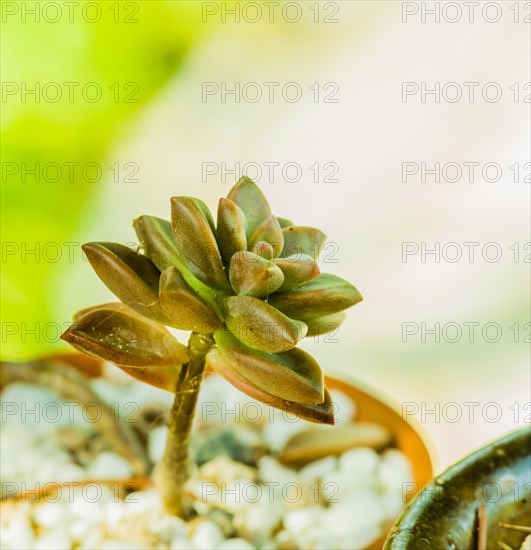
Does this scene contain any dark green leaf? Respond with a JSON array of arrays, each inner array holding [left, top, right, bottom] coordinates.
[[206, 347, 331, 421], [268, 273, 362, 318], [62, 303, 189, 367], [171, 197, 230, 291], [159, 267, 221, 332], [214, 330, 323, 403], [82, 242, 167, 323], [304, 311, 346, 337], [274, 254, 320, 290], [133, 216, 181, 272], [222, 295, 307, 353]]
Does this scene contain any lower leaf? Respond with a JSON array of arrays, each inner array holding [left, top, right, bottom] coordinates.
[[205, 348, 334, 425]]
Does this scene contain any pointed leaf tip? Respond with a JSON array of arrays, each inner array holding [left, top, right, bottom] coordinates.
[[227, 177, 272, 237], [269, 273, 362, 319], [133, 216, 182, 273], [82, 242, 167, 323], [62, 304, 189, 367]]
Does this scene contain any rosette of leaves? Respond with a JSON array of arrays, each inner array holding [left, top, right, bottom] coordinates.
[[61, 176, 362, 517]]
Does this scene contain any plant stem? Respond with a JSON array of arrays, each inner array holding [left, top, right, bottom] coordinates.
[[157, 332, 214, 517]]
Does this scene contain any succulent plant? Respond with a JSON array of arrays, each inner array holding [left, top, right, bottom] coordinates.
[[61, 176, 362, 517]]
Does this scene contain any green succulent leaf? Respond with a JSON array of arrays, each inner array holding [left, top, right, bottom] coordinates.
[[303, 311, 346, 337], [248, 215, 284, 258], [82, 242, 167, 323], [276, 217, 295, 229], [216, 198, 248, 264], [212, 331, 324, 404], [268, 273, 363, 319], [205, 348, 334, 424], [61, 303, 189, 367], [171, 197, 230, 291], [227, 176, 271, 237], [281, 226, 327, 260], [222, 295, 307, 353], [133, 216, 182, 272], [229, 251, 284, 298], [159, 267, 222, 333], [274, 254, 320, 290]]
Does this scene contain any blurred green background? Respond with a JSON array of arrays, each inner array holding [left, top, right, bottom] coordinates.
[[2, 0, 208, 359], [1, 1, 529, 467]]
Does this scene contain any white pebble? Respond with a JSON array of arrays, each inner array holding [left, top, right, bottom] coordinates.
[[337, 525, 382, 550], [233, 502, 282, 543], [200, 456, 255, 483], [123, 489, 161, 515], [148, 426, 168, 464], [284, 506, 323, 536], [378, 449, 413, 493], [33, 501, 67, 529], [217, 538, 255, 550], [76, 528, 105, 549], [338, 447, 380, 482], [149, 514, 188, 542], [258, 456, 297, 487], [170, 539, 196, 550], [53, 463, 87, 483], [0, 513, 34, 550], [69, 517, 94, 541], [69, 495, 105, 524], [324, 489, 386, 537], [33, 528, 72, 550], [320, 469, 354, 500], [339, 447, 380, 475], [380, 492, 405, 520], [520, 535, 531, 550], [99, 541, 148, 550], [191, 520, 225, 548], [103, 501, 128, 530], [87, 452, 132, 479], [299, 456, 337, 482]]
